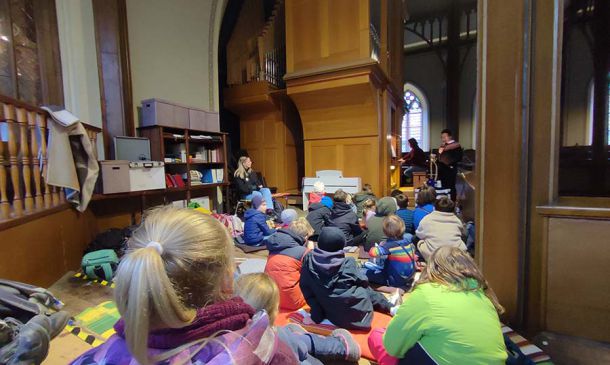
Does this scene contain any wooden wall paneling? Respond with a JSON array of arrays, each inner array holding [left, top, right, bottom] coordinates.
[[92, 0, 134, 159], [0, 208, 96, 287], [285, 0, 371, 73], [476, 0, 528, 324], [305, 136, 380, 193], [526, 0, 562, 332], [288, 63, 390, 195], [545, 218, 610, 342]]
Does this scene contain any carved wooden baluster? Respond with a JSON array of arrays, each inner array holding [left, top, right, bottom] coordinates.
[[58, 186, 65, 202], [0, 104, 9, 219], [4, 104, 22, 217], [17, 107, 33, 213], [29, 111, 42, 208], [39, 114, 52, 208]]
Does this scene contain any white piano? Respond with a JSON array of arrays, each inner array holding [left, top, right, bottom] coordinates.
[[302, 170, 361, 211]]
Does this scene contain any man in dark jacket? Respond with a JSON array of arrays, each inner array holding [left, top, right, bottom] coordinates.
[[329, 190, 363, 246], [299, 227, 394, 330], [364, 197, 398, 251], [306, 200, 332, 241], [243, 195, 276, 245], [438, 129, 463, 201]]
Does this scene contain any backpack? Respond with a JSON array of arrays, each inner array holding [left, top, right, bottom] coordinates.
[[84, 228, 132, 257], [81, 249, 119, 281]]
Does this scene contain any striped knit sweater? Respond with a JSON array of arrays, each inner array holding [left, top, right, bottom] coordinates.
[[368, 238, 417, 288]]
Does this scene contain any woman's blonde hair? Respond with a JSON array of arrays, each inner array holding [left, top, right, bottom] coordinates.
[[114, 206, 234, 365], [290, 217, 314, 239], [415, 246, 505, 315], [234, 273, 280, 325], [234, 156, 251, 179]]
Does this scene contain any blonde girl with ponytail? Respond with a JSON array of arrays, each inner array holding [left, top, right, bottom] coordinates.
[[70, 207, 298, 365]]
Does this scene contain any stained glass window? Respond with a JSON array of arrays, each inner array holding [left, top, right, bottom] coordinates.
[[402, 90, 424, 152]]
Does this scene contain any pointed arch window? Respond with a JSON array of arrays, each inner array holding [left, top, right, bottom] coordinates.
[[402, 83, 429, 152]]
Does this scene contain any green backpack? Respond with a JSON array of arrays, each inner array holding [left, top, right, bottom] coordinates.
[[81, 249, 119, 281]]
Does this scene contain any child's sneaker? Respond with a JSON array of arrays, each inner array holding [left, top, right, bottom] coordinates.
[[388, 288, 403, 307], [330, 328, 361, 362]]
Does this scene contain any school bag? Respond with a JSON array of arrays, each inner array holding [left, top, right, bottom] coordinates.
[[81, 249, 119, 281]]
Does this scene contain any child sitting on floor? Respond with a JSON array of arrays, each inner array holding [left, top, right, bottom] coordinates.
[[329, 190, 364, 246], [364, 215, 417, 290], [235, 273, 361, 365], [70, 207, 297, 365], [309, 181, 334, 208], [364, 197, 398, 251], [415, 196, 467, 261], [299, 227, 399, 330], [265, 218, 315, 310], [306, 198, 333, 242], [362, 198, 377, 227], [281, 208, 298, 228], [353, 183, 377, 219], [394, 194, 414, 239], [244, 195, 276, 246]]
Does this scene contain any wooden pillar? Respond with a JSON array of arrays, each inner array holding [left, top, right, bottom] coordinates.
[[476, 0, 530, 325], [446, 1, 460, 138]]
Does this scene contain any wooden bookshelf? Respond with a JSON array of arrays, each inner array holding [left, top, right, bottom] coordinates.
[[137, 125, 229, 211]]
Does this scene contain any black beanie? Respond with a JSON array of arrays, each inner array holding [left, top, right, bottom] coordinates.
[[317, 227, 346, 252]]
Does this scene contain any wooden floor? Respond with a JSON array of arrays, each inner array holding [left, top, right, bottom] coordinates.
[[43, 247, 374, 365]]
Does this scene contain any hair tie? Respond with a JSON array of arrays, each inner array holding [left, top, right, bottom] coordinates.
[[146, 241, 164, 255]]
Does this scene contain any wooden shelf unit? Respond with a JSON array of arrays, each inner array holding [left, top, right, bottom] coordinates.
[[137, 125, 229, 210]]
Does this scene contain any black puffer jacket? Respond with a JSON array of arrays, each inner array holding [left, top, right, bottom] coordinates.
[[329, 202, 362, 246], [306, 203, 331, 240], [300, 246, 374, 330]]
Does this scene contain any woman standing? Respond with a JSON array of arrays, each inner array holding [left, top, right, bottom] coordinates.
[[234, 156, 273, 211]]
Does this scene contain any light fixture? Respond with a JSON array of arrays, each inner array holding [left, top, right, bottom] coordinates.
[[0, 35, 9, 42]]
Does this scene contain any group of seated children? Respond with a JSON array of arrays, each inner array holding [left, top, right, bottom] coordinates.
[[71, 206, 507, 365]]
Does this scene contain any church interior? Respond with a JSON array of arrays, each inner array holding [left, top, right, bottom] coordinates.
[[0, 0, 609, 364]]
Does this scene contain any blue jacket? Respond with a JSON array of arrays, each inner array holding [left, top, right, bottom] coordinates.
[[396, 208, 415, 234], [413, 203, 434, 231], [243, 209, 276, 246]]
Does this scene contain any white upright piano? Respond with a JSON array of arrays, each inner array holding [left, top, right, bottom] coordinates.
[[302, 170, 361, 211]]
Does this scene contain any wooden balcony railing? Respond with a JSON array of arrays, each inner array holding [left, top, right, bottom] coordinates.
[[0, 95, 101, 226]]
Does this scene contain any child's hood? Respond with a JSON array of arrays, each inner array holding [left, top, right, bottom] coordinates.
[[304, 247, 346, 287]]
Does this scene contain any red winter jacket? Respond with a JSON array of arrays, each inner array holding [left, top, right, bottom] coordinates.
[[264, 229, 310, 310]]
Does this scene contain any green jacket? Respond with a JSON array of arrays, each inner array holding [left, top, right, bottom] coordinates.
[[383, 281, 507, 365], [364, 197, 397, 250]]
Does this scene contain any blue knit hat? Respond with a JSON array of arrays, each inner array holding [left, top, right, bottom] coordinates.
[[281, 209, 298, 225], [251, 195, 263, 209]]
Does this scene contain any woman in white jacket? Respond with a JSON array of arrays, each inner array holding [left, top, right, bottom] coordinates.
[[415, 196, 467, 261]]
